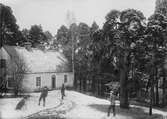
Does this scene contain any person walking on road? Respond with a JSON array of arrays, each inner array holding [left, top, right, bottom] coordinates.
[[107, 90, 116, 117], [61, 83, 65, 100], [38, 86, 48, 107]]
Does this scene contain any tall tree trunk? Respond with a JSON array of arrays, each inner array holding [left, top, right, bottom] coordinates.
[[120, 52, 129, 109], [153, 85, 156, 105], [162, 75, 166, 106], [92, 74, 95, 93], [152, 69, 156, 106], [155, 67, 159, 106], [96, 78, 99, 96], [120, 67, 129, 108], [80, 76, 82, 91], [83, 76, 86, 91], [99, 78, 102, 96], [149, 66, 155, 115], [149, 81, 154, 115], [149, 72, 154, 115], [74, 75, 77, 90]]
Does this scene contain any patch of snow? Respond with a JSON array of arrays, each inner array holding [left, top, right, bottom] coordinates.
[[0, 98, 22, 119], [65, 91, 131, 119], [130, 105, 167, 116], [15, 47, 67, 73], [0, 90, 166, 119], [66, 91, 109, 105], [0, 90, 62, 119]]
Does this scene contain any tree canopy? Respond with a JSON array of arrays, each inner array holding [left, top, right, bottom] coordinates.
[[0, 3, 23, 47]]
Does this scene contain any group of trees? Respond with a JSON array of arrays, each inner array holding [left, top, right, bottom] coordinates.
[[0, 3, 23, 47], [53, 22, 99, 88], [54, 8, 167, 112], [90, 9, 167, 109], [0, 3, 53, 48], [1, 3, 167, 112], [89, 9, 167, 113], [22, 26, 53, 47]]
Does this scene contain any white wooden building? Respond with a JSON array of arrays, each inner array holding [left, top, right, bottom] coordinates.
[[0, 45, 74, 92]]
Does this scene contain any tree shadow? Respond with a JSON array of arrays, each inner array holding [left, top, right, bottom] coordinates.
[[88, 104, 163, 119], [0, 94, 30, 98], [27, 115, 66, 119]]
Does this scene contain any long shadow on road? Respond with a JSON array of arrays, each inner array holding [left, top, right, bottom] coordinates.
[[27, 115, 65, 119], [88, 104, 163, 119]]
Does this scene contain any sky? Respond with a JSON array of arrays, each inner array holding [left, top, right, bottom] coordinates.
[[1, 0, 156, 35]]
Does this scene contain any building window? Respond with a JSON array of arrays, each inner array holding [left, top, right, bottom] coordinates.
[[36, 77, 41, 87], [0, 59, 6, 68], [7, 76, 15, 88], [64, 75, 67, 83]]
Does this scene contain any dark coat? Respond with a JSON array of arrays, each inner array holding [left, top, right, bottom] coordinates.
[[16, 99, 25, 110], [61, 84, 65, 95], [16, 96, 29, 110], [40, 87, 48, 98]]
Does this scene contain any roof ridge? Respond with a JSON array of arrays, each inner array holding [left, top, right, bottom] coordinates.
[[3, 45, 61, 53], [2, 45, 69, 73]]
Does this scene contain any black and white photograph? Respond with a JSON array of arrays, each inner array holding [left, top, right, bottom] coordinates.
[[0, 0, 167, 119]]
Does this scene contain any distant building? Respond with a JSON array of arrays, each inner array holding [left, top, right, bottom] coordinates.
[[0, 44, 74, 92]]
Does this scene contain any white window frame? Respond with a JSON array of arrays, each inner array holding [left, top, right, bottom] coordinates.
[[0, 59, 6, 68], [64, 75, 68, 83], [7, 75, 15, 89], [36, 77, 41, 87]]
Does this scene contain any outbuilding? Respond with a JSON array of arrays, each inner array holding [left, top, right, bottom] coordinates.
[[0, 45, 74, 92]]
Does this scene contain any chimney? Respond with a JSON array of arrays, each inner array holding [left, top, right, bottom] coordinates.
[[24, 42, 32, 51]]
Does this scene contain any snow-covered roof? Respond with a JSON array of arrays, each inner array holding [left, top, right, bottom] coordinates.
[[3, 46, 70, 73]]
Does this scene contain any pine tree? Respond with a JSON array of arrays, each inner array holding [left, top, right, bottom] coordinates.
[[0, 3, 23, 47], [155, 0, 167, 16]]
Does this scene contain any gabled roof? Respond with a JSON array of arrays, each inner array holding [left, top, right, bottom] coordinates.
[[3, 45, 70, 73]]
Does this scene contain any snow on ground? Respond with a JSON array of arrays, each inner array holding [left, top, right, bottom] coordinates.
[[65, 91, 110, 119], [0, 90, 62, 119], [0, 98, 22, 119], [130, 104, 167, 117], [65, 91, 134, 119], [15, 46, 67, 73], [0, 90, 166, 119]]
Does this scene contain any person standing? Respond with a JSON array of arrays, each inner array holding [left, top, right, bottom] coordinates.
[[107, 90, 116, 117], [61, 83, 65, 100], [38, 86, 48, 107]]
